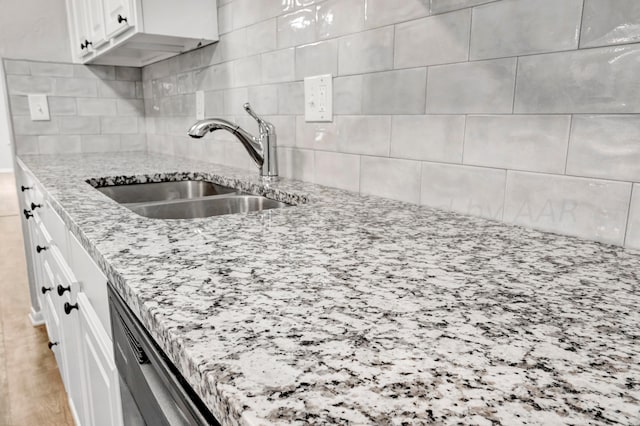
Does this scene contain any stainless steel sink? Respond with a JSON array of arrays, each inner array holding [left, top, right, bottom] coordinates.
[[96, 180, 241, 204], [92, 179, 291, 219], [128, 195, 290, 219]]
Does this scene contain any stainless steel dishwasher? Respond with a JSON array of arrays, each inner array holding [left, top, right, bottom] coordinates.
[[108, 283, 220, 426]]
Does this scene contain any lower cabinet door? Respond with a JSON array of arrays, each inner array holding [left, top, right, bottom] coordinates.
[[78, 293, 123, 426]]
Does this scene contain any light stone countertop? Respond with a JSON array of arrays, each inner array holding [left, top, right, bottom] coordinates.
[[18, 152, 640, 425]]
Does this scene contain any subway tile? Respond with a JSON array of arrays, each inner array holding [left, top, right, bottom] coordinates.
[[278, 147, 315, 181], [364, 0, 429, 28], [504, 171, 632, 245], [626, 185, 640, 250], [296, 116, 338, 150], [395, 9, 470, 68], [277, 82, 304, 115], [277, 8, 316, 49], [151, 76, 177, 98], [9, 96, 29, 115], [470, 0, 582, 60], [233, 56, 262, 87], [177, 50, 203, 73], [248, 85, 279, 115], [427, 58, 516, 113], [429, 0, 494, 14], [264, 115, 296, 147], [261, 49, 295, 83], [333, 75, 362, 115], [194, 63, 234, 91], [218, 30, 247, 62], [14, 136, 39, 155], [362, 68, 427, 114], [116, 67, 142, 81], [336, 115, 391, 156], [581, 0, 640, 48], [314, 151, 360, 192], [463, 115, 571, 174], [60, 117, 100, 134], [361, 156, 422, 203], [55, 78, 98, 97], [29, 62, 74, 77], [420, 163, 506, 220], [80, 135, 121, 153], [49, 97, 77, 116], [77, 98, 117, 116], [117, 99, 144, 116], [295, 40, 338, 80], [6, 75, 54, 95], [3, 60, 31, 75], [338, 27, 394, 75], [101, 116, 138, 134], [201, 43, 224, 67], [232, 0, 284, 29], [38, 135, 81, 154], [390, 115, 465, 163], [121, 134, 147, 151], [12, 116, 59, 135], [176, 72, 194, 94], [316, 0, 365, 39], [223, 88, 249, 115], [515, 45, 640, 113], [218, 3, 233, 34], [246, 19, 277, 56], [566, 115, 640, 182], [204, 91, 225, 116], [74, 65, 116, 80]]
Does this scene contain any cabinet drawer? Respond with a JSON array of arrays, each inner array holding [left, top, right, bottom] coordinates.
[[39, 201, 70, 261], [69, 231, 112, 336]]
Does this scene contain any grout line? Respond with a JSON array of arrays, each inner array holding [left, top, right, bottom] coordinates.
[[563, 115, 574, 174], [623, 184, 635, 247], [467, 5, 474, 62], [577, 0, 587, 49], [461, 115, 468, 164], [511, 56, 519, 113]]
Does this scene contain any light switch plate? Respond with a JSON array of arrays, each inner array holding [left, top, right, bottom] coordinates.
[[28, 94, 50, 121], [304, 74, 332, 122], [196, 90, 205, 120]]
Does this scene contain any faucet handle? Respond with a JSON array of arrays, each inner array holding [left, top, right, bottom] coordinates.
[[243, 103, 266, 127]]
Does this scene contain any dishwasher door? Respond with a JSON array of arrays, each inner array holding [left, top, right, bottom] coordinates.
[[108, 283, 219, 426]]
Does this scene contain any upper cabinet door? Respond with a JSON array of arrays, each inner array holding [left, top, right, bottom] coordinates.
[[86, 0, 108, 48], [69, 0, 92, 58], [103, 0, 133, 39]]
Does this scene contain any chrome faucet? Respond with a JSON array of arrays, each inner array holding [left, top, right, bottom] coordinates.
[[187, 103, 278, 180]]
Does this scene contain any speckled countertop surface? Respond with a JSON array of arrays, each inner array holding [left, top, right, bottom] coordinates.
[[18, 152, 640, 425]]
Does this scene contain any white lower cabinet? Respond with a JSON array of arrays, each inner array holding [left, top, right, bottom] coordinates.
[[17, 160, 123, 426]]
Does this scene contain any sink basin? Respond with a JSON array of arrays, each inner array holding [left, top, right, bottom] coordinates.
[[96, 180, 240, 204], [128, 195, 290, 219]]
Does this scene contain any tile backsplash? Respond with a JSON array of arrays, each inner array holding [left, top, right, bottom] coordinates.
[[4, 60, 146, 155], [4, 0, 640, 250]]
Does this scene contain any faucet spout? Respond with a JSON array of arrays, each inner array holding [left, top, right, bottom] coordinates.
[[188, 118, 264, 168]]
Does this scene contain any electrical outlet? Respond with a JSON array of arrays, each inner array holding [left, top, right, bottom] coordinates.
[[196, 90, 205, 120], [304, 74, 332, 122], [28, 94, 50, 121]]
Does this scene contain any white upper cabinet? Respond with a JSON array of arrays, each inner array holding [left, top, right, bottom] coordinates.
[[66, 0, 218, 67], [103, 0, 133, 39]]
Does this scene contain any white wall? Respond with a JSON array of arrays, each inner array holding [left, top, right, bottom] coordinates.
[[0, 0, 72, 170]]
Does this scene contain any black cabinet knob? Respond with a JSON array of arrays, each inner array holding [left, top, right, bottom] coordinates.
[[31, 202, 42, 210], [117, 14, 128, 23], [41, 286, 52, 294], [57, 284, 70, 296], [36, 245, 47, 253], [48, 341, 58, 350], [23, 209, 33, 219], [82, 40, 93, 49], [80, 41, 86, 49], [21, 185, 32, 192], [64, 302, 79, 315]]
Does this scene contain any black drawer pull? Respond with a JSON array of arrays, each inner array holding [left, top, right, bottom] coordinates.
[[31, 202, 42, 210], [48, 341, 58, 350], [64, 302, 79, 315], [23, 209, 33, 219], [21, 185, 32, 192], [57, 284, 71, 296], [117, 14, 128, 23], [41, 286, 52, 294], [36, 245, 47, 253]]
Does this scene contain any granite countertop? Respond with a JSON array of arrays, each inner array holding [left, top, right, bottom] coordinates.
[[18, 152, 640, 425]]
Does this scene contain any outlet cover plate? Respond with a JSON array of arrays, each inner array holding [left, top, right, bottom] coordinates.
[[304, 74, 332, 122], [28, 94, 50, 121]]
